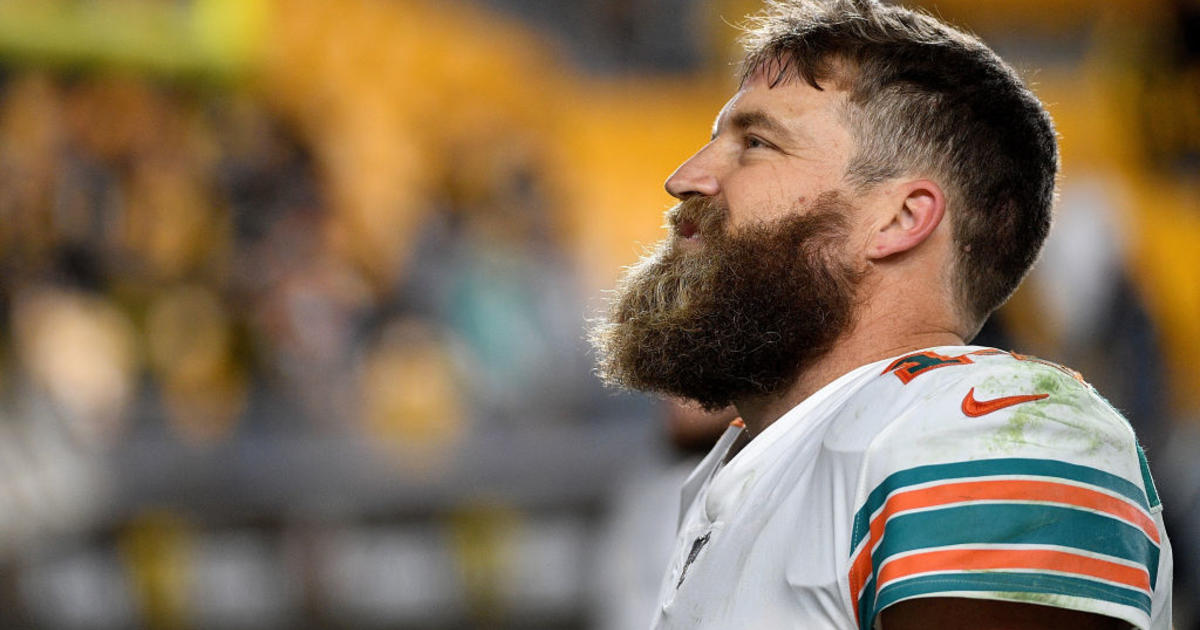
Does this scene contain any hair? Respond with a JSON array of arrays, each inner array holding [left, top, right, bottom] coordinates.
[[738, 0, 1058, 326]]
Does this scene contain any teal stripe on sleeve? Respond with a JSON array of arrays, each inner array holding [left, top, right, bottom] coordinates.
[[1136, 444, 1161, 510], [857, 578, 876, 630], [874, 504, 1160, 585], [871, 571, 1151, 624], [851, 458, 1151, 553]]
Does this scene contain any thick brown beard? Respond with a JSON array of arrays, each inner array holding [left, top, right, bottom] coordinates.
[[589, 192, 865, 411]]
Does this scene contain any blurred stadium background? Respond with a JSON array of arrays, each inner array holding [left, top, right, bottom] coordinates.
[[0, 0, 1197, 628]]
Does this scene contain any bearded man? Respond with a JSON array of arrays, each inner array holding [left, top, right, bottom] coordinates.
[[589, 1, 1173, 628]]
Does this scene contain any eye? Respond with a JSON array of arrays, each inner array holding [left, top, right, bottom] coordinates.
[[744, 135, 770, 150]]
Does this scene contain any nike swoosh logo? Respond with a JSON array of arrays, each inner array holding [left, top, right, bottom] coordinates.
[[961, 387, 1049, 417]]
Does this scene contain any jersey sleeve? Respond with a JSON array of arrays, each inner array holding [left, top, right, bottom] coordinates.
[[846, 355, 1166, 630]]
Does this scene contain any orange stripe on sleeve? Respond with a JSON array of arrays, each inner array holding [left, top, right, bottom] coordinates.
[[877, 547, 1151, 593], [880, 479, 1159, 545], [849, 542, 873, 608]]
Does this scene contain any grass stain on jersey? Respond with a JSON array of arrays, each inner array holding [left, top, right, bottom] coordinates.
[[984, 366, 1128, 456], [993, 590, 1078, 609], [1032, 369, 1129, 454], [1033, 371, 1072, 397], [983, 367, 1068, 453], [987, 411, 1041, 452]]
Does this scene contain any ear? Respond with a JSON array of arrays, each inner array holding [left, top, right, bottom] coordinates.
[[866, 179, 946, 260]]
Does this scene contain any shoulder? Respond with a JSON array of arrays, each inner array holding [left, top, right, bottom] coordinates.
[[830, 347, 1134, 461], [859, 347, 1139, 473], [845, 348, 1164, 630]]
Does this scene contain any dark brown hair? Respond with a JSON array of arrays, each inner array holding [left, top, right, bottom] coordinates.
[[739, 0, 1058, 325]]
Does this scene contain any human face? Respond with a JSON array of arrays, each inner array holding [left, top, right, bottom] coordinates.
[[664, 72, 857, 233], [587, 76, 869, 410]]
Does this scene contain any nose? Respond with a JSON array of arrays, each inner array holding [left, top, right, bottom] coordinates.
[[664, 145, 720, 199]]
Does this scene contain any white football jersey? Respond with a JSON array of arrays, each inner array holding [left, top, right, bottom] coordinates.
[[652, 346, 1172, 630]]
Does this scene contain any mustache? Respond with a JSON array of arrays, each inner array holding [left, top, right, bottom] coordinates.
[[666, 197, 729, 241]]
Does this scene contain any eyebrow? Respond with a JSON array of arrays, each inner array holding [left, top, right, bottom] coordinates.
[[711, 109, 796, 144]]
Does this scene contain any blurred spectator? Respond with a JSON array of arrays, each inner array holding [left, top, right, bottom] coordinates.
[[357, 317, 468, 469], [399, 136, 611, 426], [145, 284, 247, 445], [13, 287, 137, 447]]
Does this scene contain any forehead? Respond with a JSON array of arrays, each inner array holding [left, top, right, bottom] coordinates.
[[713, 73, 852, 148]]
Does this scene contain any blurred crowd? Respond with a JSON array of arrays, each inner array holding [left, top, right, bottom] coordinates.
[[0, 1, 649, 625], [0, 0, 1197, 628], [0, 63, 623, 433]]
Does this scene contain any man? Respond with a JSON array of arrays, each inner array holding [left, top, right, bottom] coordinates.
[[588, 1, 1173, 628]]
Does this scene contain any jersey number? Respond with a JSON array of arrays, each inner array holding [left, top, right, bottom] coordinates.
[[882, 351, 974, 384], [884, 348, 1084, 385]]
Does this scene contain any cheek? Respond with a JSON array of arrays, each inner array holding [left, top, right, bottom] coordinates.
[[724, 180, 813, 229]]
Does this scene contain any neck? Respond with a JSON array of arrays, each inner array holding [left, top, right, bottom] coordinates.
[[732, 321, 965, 438]]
